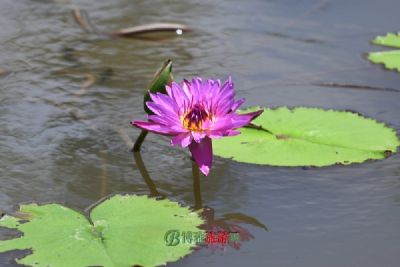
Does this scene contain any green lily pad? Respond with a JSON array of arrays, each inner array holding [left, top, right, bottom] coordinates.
[[213, 107, 399, 166], [144, 59, 174, 115], [368, 32, 400, 72], [0, 194, 204, 267], [371, 32, 400, 48]]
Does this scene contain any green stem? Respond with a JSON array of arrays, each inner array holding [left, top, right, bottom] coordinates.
[[132, 130, 148, 152], [191, 160, 202, 210]]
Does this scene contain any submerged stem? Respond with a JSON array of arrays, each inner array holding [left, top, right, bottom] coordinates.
[[132, 130, 148, 152], [133, 151, 162, 197]]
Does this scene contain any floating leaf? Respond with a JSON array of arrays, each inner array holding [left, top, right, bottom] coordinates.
[[0, 194, 203, 267], [144, 60, 173, 115], [368, 50, 400, 72], [371, 32, 400, 48], [368, 32, 400, 72], [213, 107, 399, 166]]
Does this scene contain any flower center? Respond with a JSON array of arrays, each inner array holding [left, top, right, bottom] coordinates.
[[183, 104, 210, 131]]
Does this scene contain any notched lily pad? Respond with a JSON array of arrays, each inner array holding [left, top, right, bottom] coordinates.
[[368, 32, 400, 72], [0, 194, 204, 267], [213, 107, 399, 167]]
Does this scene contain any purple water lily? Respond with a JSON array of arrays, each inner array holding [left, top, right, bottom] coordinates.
[[132, 77, 263, 176]]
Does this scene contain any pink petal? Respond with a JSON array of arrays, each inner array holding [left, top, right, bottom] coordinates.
[[226, 129, 241, 136], [171, 132, 192, 147], [189, 136, 213, 176], [218, 76, 234, 99], [148, 114, 181, 126], [210, 109, 263, 134], [209, 116, 236, 132], [132, 121, 184, 135], [149, 92, 179, 114], [191, 131, 206, 143], [165, 84, 173, 98], [170, 83, 188, 114], [146, 102, 178, 120], [206, 80, 221, 108], [231, 109, 264, 128], [231, 98, 245, 112], [146, 102, 163, 116], [208, 131, 225, 139], [208, 129, 240, 139], [182, 80, 193, 100], [191, 78, 202, 102]]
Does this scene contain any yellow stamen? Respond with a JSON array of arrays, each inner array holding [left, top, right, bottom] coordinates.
[[181, 104, 211, 132]]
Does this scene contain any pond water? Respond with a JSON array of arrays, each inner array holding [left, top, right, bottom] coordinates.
[[0, 0, 399, 266]]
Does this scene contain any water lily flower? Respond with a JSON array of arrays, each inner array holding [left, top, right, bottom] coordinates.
[[131, 77, 263, 176]]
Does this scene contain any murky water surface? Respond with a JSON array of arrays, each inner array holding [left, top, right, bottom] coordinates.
[[1, 0, 399, 266]]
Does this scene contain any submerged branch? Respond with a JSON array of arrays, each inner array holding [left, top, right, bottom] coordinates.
[[74, 74, 96, 96], [312, 82, 400, 93]]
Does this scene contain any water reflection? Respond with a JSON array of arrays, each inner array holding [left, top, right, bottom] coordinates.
[[133, 151, 267, 251], [133, 151, 165, 198]]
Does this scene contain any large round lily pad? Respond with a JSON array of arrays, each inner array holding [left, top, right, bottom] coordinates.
[[0, 194, 204, 267], [213, 107, 399, 166]]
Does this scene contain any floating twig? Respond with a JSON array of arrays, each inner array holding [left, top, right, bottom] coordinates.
[[312, 82, 400, 93], [72, 9, 189, 40], [109, 23, 190, 38], [261, 66, 373, 88]]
